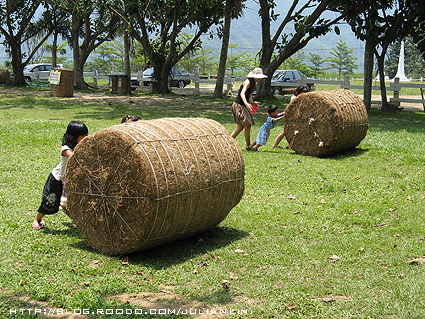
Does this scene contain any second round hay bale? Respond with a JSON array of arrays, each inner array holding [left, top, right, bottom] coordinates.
[[65, 118, 245, 255], [284, 89, 369, 156]]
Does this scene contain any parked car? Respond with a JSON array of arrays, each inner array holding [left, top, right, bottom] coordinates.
[[23, 63, 63, 83], [131, 67, 191, 89], [271, 70, 315, 95]]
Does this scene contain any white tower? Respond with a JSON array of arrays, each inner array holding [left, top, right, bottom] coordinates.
[[393, 40, 410, 82]]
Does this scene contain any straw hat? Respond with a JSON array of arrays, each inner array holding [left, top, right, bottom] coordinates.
[[247, 67, 268, 79]]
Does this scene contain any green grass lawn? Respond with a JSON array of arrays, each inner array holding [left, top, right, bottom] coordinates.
[[1, 86, 425, 318]]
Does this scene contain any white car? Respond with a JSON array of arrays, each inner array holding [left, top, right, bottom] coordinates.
[[23, 63, 63, 83]]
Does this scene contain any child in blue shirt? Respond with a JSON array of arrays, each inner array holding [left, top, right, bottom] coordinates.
[[248, 105, 284, 151]]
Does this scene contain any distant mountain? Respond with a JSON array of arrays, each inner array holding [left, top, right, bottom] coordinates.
[[201, 0, 365, 72]]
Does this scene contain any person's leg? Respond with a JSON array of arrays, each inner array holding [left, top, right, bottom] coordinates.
[[272, 129, 285, 148], [231, 123, 244, 139], [32, 212, 45, 229], [243, 125, 251, 148]]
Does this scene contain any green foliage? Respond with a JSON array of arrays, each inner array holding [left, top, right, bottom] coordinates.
[[87, 38, 126, 73], [122, 0, 225, 93], [278, 52, 310, 75], [0, 0, 47, 85], [175, 33, 203, 74], [307, 53, 329, 78], [225, 43, 248, 75], [326, 39, 358, 78]]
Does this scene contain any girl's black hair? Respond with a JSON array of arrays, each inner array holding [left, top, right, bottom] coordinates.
[[294, 85, 309, 96], [62, 121, 88, 150], [121, 115, 141, 123], [267, 104, 278, 115]]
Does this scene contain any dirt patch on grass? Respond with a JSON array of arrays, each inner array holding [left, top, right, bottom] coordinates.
[[1, 88, 232, 110], [13, 289, 256, 319], [110, 287, 256, 318]]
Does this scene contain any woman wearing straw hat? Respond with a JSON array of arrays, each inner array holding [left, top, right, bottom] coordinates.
[[230, 67, 267, 151]]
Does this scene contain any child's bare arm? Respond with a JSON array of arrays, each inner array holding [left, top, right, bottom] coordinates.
[[272, 115, 285, 122], [61, 149, 74, 157]]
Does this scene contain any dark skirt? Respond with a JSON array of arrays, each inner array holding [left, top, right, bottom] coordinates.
[[37, 173, 63, 215]]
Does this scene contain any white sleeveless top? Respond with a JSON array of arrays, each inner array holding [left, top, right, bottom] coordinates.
[[51, 145, 72, 181]]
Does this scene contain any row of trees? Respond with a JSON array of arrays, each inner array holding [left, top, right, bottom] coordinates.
[[82, 37, 359, 79], [1, 0, 425, 111]]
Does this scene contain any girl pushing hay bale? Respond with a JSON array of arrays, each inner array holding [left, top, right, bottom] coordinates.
[[65, 118, 245, 255], [284, 89, 369, 157]]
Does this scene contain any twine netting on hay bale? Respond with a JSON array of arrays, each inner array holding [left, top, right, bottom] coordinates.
[[284, 89, 369, 157], [66, 118, 245, 255], [50, 68, 74, 97]]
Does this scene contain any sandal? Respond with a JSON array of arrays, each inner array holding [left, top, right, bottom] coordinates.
[[274, 146, 285, 149], [31, 221, 45, 229]]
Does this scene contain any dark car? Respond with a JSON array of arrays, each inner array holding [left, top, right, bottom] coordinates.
[[131, 67, 191, 88], [271, 70, 315, 95]]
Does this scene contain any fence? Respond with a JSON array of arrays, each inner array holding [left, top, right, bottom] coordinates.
[[293, 75, 425, 111], [84, 71, 425, 111], [84, 70, 238, 96]]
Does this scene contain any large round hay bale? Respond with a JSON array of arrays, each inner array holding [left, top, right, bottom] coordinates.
[[284, 89, 369, 156], [66, 118, 245, 255]]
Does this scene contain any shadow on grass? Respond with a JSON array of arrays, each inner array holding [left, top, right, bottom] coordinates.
[[326, 147, 369, 160], [130, 226, 249, 269], [40, 222, 82, 238], [275, 147, 369, 159], [69, 226, 249, 268]]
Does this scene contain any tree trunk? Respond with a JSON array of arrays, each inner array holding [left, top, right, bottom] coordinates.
[[71, 12, 86, 89], [52, 32, 58, 68], [363, 38, 374, 110], [213, 0, 232, 98], [124, 30, 131, 95], [152, 64, 171, 94], [256, 0, 274, 101], [10, 40, 26, 86], [375, 54, 395, 112]]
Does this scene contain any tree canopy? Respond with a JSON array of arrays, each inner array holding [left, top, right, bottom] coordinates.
[[0, 0, 51, 85], [117, 0, 225, 93], [336, 0, 424, 111], [255, 0, 343, 99]]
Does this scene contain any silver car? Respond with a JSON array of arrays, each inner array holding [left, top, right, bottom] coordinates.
[[271, 70, 315, 95], [23, 63, 63, 83]]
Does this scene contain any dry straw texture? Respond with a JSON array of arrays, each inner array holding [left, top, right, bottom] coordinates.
[[50, 68, 74, 97], [0, 70, 10, 84], [284, 89, 369, 157], [66, 118, 245, 255]]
